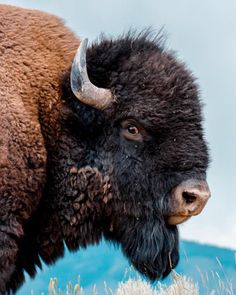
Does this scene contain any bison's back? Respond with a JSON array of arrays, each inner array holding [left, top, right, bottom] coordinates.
[[0, 5, 79, 291]]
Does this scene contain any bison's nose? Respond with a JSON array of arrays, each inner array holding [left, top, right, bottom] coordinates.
[[167, 179, 211, 225]]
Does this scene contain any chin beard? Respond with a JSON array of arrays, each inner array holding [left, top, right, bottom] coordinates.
[[103, 216, 179, 281]]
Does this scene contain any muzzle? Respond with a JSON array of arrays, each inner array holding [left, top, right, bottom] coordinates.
[[167, 179, 211, 225]]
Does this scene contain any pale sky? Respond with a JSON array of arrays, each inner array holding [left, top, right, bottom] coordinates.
[[1, 0, 235, 249]]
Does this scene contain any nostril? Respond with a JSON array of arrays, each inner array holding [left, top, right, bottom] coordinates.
[[182, 191, 197, 204], [169, 179, 210, 222]]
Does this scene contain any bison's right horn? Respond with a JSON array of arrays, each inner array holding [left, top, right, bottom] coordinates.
[[70, 38, 113, 110]]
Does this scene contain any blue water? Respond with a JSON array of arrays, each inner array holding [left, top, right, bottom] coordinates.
[[17, 240, 236, 294]]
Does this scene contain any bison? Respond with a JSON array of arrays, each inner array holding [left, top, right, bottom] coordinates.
[[0, 4, 210, 294]]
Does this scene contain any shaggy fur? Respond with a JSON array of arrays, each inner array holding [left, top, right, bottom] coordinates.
[[0, 4, 209, 294]]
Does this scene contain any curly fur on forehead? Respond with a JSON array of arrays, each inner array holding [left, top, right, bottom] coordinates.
[[83, 30, 206, 146], [85, 29, 201, 110], [85, 30, 164, 83]]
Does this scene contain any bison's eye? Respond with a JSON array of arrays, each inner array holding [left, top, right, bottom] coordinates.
[[127, 125, 139, 135], [120, 120, 146, 142]]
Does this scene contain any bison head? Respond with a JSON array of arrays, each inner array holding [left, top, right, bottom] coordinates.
[[62, 32, 210, 281]]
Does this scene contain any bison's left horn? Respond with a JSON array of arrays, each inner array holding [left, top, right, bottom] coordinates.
[[70, 38, 113, 110]]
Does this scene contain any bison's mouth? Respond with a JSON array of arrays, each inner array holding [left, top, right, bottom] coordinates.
[[166, 214, 191, 225]]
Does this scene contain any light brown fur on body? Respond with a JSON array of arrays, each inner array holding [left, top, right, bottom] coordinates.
[[0, 5, 79, 293]]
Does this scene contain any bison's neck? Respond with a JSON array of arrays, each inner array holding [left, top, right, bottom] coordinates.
[[35, 40, 79, 153]]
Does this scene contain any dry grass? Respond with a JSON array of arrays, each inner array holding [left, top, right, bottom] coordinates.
[[45, 267, 235, 295], [46, 271, 199, 295], [113, 272, 199, 295], [195, 257, 235, 295], [34, 253, 234, 295]]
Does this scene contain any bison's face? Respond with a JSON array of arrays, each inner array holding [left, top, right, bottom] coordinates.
[[66, 34, 210, 281]]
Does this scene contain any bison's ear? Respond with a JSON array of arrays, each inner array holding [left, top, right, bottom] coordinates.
[[70, 39, 113, 110]]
